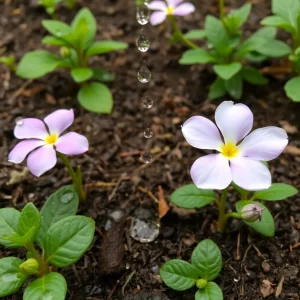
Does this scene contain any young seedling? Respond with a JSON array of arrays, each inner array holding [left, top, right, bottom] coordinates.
[[148, 0, 291, 100], [0, 186, 95, 299], [171, 101, 298, 236], [16, 8, 128, 113], [160, 239, 223, 299], [261, 0, 300, 102], [0, 55, 17, 72], [8, 109, 88, 201], [38, 0, 77, 18]]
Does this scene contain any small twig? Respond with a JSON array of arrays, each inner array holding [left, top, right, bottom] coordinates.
[[241, 244, 252, 265], [122, 270, 136, 296], [252, 243, 266, 260], [119, 150, 143, 157], [138, 186, 159, 203], [236, 231, 241, 260], [291, 242, 300, 250], [8, 79, 33, 104], [108, 173, 127, 201], [85, 182, 118, 189]]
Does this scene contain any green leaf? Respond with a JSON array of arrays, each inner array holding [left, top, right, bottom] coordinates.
[[225, 73, 243, 99], [23, 272, 67, 300], [253, 183, 298, 201], [184, 29, 206, 40], [17, 50, 60, 79], [170, 184, 215, 209], [86, 41, 128, 57], [241, 67, 268, 85], [36, 185, 79, 248], [261, 16, 296, 33], [272, 0, 300, 27], [284, 76, 300, 102], [160, 260, 199, 291], [230, 3, 252, 27], [0, 257, 27, 297], [251, 27, 277, 40], [0, 208, 22, 248], [42, 36, 68, 46], [256, 39, 291, 57], [92, 68, 115, 82], [191, 239, 222, 281], [71, 68, 93, 83], [209, 77, 226, 100], [42, 20, 72, 38], [44, 216, 95, 267], [179, 49, 216, 65], [78, 82, 113, 113], [195, 282, 223, 300], [236, 201, 275, 237], [213, 62, 242, 80]]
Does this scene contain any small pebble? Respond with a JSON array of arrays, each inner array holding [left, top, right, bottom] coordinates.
[[262, 261, 271, 272]]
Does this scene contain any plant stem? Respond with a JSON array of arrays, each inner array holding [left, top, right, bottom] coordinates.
[[57, 152, 87, 202], [241, 190, 249, 200], [217, 187, 228, 232], [224, 212, 242, 224], [25, 243, 49, 275], [219, 0, 225, 22], [167, 15, 199, 49]]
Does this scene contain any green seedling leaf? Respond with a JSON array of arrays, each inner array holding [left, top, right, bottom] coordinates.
[[92, 68, 115, 82], [42, 20, 72, 38], [241, 67, 268, 85], [224, 73, 243, 99], [209, 77, 226, 100], [256, 40, 291, 57], [253, 183, 298, 201], [86, 41, 128, 57], [195, 282, 223, 300], [71, 68, 93, 83], [42, 36, 68, 46], [179, 49, 216, 65], [0, 257, 27, 297], [230, 3, 252, 28], [78, 82, 113, 113], [0, 208, 22, 248], [170, 184, 215, 209], [191, 239, 222, 281], [160, 260, 199, 291], [261, 16, 296, 33], [36, 185, 79, 248], [284, 76, 300, 102], [24, 272, 67, 300], [272, 0, 300, 27], [17, 50, 61, 79], [44, 216, 95, 267], [213, 62, 242, 80], [251, 27, 277, 40], [184, 29, 206, 40], [236, 201, 275, 237]]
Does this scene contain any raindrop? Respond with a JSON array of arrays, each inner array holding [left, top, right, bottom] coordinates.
[[142, 96, 153, 109], [136, 29, 150, 52], [15, 117, 23, 126], [136, 4, 150, 25], [144, 127, 153, 139], [141, 151, 152, 163], [60, 192, 74, 204], [137, 63, 151, 83]]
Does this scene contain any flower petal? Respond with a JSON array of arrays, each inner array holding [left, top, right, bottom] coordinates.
[[14, 118, 48, 140], [238, 126, 288, 161], [148, 1, 167, 11], [55, 132, 89, 155], [150, 11, 167, 25], [215, 101, 253, 144], [8, 140, 46, 163], [191, 154, 232, 190], [44, 109, 74, 136], [166, 0, 184, 7], [173, 3, 195, 15], [27, 145, 57, 177], [182, 116, 224, 150], [230, 157, 271, 191]]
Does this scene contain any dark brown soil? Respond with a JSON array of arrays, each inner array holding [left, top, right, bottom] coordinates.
[[1, 0, 300, 299]]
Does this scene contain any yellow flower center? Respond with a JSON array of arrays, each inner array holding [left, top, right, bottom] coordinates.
[[45, 134, 58, 145], [221, 142, 239, 159], [166, 7, 175, 14]]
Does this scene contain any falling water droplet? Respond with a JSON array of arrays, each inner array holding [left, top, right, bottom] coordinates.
[[136, 4, 150, 25], [144, 127, 153, 139], [136, 29, 150, 52], [142, 96, 153, 109], [15, 117, 23, 126], [141, 152, 152, 163], [137, 63, 151, 83]]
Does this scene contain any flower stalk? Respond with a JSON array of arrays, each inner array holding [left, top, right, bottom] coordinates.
[[217, 187, 228, 232]]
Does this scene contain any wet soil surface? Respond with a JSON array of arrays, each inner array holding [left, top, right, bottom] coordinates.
[[0, 0, 300, 299]]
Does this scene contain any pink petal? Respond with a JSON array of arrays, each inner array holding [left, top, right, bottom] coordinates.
[[230, 157, 271, 191], [55, 132, 89, 155], [191, 154, 232, 190], [182, 116, 224, 150], [27, 145, 57, 177], [8, 140, 46, 163], [173, 3, 195, 15], [14, 118, 48, 140], [238, 127, 288, 161], [150, 11, 167, 25], [148, 1, 167, 11], [44, 109, 74, 136], [215, 101, 253, 144], [166, 0, 184, 7]]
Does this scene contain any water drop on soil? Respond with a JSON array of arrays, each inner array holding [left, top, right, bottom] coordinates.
[[15, 117, 23, 126], [144, 127, 153, 139], [136, 29, 150, 52], [137, 63, 151, 83], [141, 152, 152, 163], [142, 96, 153, 109], [136, 4, 150, 25]]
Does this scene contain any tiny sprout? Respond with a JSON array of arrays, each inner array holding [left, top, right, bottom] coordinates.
[[196, 279, 208, 289], [19, 258, 39, 276], [60, 46, 71, 58], [241, 203, 263, 222]]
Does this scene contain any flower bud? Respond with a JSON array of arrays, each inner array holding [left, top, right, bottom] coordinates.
[[196, 278, 208, 289], [241, 203, 263, 222], [19, 258, 39, 275], [60, 46, 71, 58]]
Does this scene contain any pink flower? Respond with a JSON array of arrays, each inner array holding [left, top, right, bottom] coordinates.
[[148, 0, 195, 26], [182, 101, 288, 191], [8, 109, 88, 177]]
